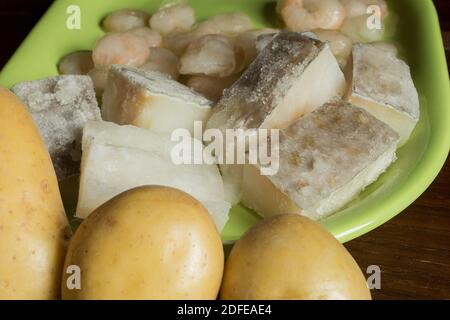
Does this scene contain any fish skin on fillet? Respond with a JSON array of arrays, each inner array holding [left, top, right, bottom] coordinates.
[[206, 30, 347, 133], [206, 31, 347, 205]]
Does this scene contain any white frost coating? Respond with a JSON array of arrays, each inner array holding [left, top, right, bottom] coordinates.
[[241, 101, 399, 220], [347, 43, 420, 146], [76, 121, 230, 232], [11, 75, 100, 180]]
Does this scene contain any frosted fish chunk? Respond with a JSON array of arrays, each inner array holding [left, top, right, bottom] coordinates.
[[241, 101, 400, 220], [346, 43, 420, 146], [206, 31, 347, 205], [206, 30, 347, 133], [102, 66, 212, 135], [12, 75, 100, 180], [76, 121, 230, 232]]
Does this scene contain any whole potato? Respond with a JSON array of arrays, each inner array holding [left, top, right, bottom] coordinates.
[[220, 215, 371, 300], [62, 186, 224, 300], [0, 87, 70, 299]]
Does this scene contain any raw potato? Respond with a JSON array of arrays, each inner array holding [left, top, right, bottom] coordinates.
[[63, 186, 224, 300], [0, 87, 70, 299], [58, 51, 94, 75], [220, 215, 371, 300], [102, 9, 150, 32]]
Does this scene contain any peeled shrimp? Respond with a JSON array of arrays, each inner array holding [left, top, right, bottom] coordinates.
[[277, 0, 346, 32], [88, 68, 109, 95], [372, 41, 398, 56], [139, 47, 180, 80], [340, 13, 384, 42], [186, 74, 239, 102], [127, 27, 162, 48], [313, 29, 352, 69], [164, 30, 196, 56], [196, 13, 253, 35], [179, 35, 236, 77], [340, 0, 388, 19], [149, 3, 195, 35], [92, 32, 150, 69], [58, 51, 94, 75], [163, 12, 253, 57], [234, 29, 280, 68], [102, 9, 150, 33]]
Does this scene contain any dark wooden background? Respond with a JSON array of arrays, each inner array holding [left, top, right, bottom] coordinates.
[[0, 0, 449, 300]]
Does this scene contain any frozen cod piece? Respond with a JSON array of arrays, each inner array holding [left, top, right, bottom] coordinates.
[[102, 66, 212, 134], [76, 121, 230, 232], [346, 43, 420, 146], [207, 31, 346, 205], [11, 76, 100, 180], [206, 31, 347, 133], [241, 101, 400, 220]]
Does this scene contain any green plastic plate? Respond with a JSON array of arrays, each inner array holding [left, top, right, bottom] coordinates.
[[0, 0, 449, 243]]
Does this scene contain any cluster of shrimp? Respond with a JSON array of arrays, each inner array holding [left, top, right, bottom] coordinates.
[[58, 2, 279, 102], [277, 0, 392, 68]]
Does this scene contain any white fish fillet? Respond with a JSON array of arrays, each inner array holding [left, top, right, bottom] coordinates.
[[102, 66, 212, 135], [207, 31, 347, 132], [76, 121, 230, 232], [207, 31, 347, 204]]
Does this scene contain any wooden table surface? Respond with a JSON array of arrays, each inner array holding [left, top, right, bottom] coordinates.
[[1, 0, 449, 300]]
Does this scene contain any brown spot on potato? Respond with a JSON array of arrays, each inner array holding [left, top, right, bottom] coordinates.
[[41, 180, 50, 194], [106, 215, 117, 228]]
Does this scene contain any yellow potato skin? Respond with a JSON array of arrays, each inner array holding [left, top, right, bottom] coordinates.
[[220, 215, 371, 300], [0, 87, 70, 299], [62, 186, 224, 300]]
